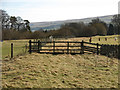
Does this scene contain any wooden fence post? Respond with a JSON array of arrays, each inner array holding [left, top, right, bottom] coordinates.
[[105, 38, 107, 41], [53, 41, 55, 53], [29, 40, 32, 54], [67, 42, 69, 54], [97, 43, 99, 55], [11, 43, 13, 58], [38, 40, 40, 52], [118, 45, 120, 59], [39, 41, 41, 52], [98, 38, 100, 41], [81, 40, 84, 54], [89, 37, 92, 43]]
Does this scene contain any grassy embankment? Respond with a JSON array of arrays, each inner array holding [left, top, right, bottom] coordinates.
[[2, 53, 118, 88], [2, 35, 119, 88]]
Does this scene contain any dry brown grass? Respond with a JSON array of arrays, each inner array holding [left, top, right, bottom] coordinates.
[[2, 53, 118, 88]]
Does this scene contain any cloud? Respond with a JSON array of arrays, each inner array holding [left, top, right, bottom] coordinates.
[[1, 0, 119, 22]]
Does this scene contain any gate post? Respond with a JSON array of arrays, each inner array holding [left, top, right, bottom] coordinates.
[[97, 43, 99, 55], [38, 40, 40, 52], [29, 40, 32, 54], [11, 43, 13, 58], [67, 42, 69, 54], [81, 40, 84, 54], [118, 45, 120, 59], [39, 41, 41, 52]]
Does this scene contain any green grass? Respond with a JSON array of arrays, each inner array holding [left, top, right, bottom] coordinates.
[[2, 35, 119, 59], [2, 40, 29, 59], [91, 35, 119, 45]]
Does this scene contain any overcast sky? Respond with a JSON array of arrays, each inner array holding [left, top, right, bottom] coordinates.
[[0, 0, 120, 22]]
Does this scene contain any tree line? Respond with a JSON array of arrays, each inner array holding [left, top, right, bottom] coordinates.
[[1, 10, 30, 31], [34, 14, 120, 38], [1, 9, 120, 40], [0, 10, 32, 40]]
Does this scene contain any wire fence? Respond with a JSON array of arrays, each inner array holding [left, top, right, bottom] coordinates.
[[2, 41, 29, 59]]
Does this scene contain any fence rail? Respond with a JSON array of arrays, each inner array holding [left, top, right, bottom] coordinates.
[[28, 40, 120, 59], [29, 40, 100, 55]]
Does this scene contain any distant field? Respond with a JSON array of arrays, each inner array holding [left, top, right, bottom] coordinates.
[[67, 35, 119, 45], [92, 35, 119, 45], [2, 53, 118, 88], [2, 35, 119, 59]]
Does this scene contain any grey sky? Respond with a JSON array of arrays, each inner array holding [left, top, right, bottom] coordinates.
[[1, 0, 119, 22]]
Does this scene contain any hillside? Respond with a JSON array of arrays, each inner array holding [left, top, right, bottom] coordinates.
[[2, 53, 118, 88], [30, 15, 114, 31], [2, 35, 119, 88]]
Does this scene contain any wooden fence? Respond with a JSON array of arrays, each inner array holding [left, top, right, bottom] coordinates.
[[29, 40, 101, 55]]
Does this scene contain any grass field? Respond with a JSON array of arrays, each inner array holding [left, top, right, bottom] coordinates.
[[2, 35, 119, 88], [67, 35, 119, 45], [91, 35, 120, 45], [2, 39, 29, 59], [2, 35, 119, 59], [2, 53, 118, 88]]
